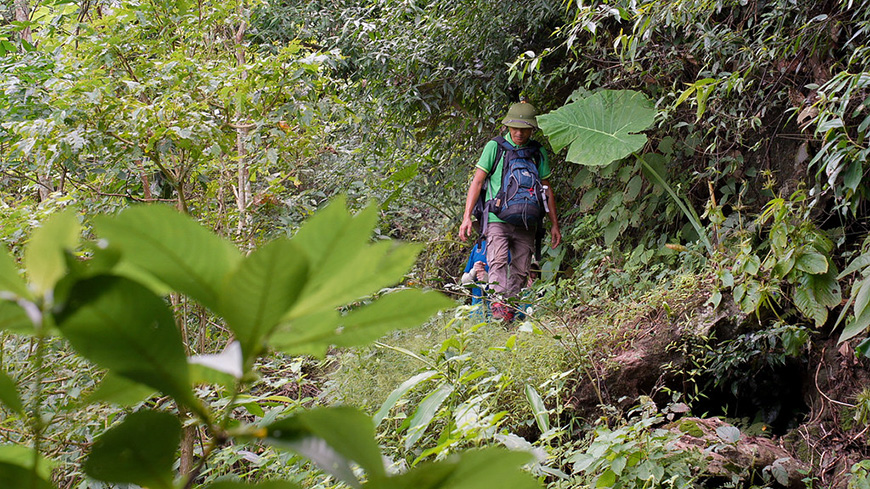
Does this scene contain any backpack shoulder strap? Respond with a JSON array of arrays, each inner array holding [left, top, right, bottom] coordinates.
[[475, 137, 508, 237], [489, 136, 509, 175]]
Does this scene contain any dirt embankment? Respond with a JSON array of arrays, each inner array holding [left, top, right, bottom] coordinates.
[[566, 287, 870, 488]]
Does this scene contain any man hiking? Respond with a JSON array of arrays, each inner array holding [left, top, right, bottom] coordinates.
[[458, 101, 561, 321]]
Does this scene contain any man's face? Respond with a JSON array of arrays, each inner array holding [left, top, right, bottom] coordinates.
[[509, 126, 533, 146]]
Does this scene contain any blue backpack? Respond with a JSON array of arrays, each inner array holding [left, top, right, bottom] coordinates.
[[475, 136, 547, 231]]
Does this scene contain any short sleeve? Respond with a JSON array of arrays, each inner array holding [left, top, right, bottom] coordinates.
[[475, 140, 500, 173], [538, 146, 551, 180]]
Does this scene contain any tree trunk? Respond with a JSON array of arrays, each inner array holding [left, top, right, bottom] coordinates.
[[14, 0, 32, 43], [15, 0, 53, 201], [234, 16, 251, 241]]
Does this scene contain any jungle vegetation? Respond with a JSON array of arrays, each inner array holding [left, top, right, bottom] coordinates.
[[1, 0, 870, 487]]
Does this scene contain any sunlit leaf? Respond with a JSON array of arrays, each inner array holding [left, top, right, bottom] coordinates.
[[272, 278, 444, 359], [24, 208, 80, 297], [56, 275, 197, 412], [794, 251, 828, 274], [290, 240, 421, 319], [538, 90, 655, 167], [405, 383, 454, 450], [288, 199, 421, 318], [84, 410, 180, 489], [219, 239, 308, 363], [524, 384, 550, 433], [93, 205, 242, 311], [331, 290, 453, 347], [595, 468, 617, 488], [270, 309, 341, 357], [374, 370, 440, 426]]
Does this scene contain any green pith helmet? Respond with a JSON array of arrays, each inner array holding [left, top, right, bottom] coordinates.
[[501, 102, 539, 128]]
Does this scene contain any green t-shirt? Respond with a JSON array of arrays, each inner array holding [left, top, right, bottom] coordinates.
[[475, 133, 551, 224]]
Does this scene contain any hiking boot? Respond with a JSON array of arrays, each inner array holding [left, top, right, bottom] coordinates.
[[491, 302, 514, 322]]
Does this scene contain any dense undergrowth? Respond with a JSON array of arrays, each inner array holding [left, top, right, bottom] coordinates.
[[3, 0, 870, 487]]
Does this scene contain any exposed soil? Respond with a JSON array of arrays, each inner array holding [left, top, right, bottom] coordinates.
[[565, 285, 870, 487]]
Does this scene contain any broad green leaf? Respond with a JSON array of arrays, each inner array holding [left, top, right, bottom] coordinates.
[[806, 269, 841, 307], [290, 196, 370, 273], [569, 453, 597, 473], [770, 223, 788, 252], [595, 468, 617, 488], [623, 175, 643, 202], [56, 275, 197, 412], [205, 482, 301, 489], [24, 208, 80, 297], [773, 254, 795, 278], [524, 384, 550, 433], [0, 445, 56, 489], [374, 370, 440, 426], [331, 290, 453, 347], [288, 199, 423, 319], [0, 250, 30, 300], [291, 240, 421, 319], [610, 456, 626, 476], [795, 251, 828, 274], [709, 290, 722, 308], [275, 262, 430, 358], [743, 255, 761, 275], [794, 286, 828, 326], [0, 371, 23, 414], [86, 373, 156, 407], [219, 239, 309, 363], [794, 270, 839, 327], [770, 458, 790, 486], [270, 309, 342, 357], [93, 205, 242, 311], [387, 448, 538, 489], [405, 382, 454, 450], [0, 301, 35, 334], [265, 406, 386, 486], [538, 90, 655, 167], [736, 280, 761, 313], [84, 410, 180, 489], [603, 221, 621, 246]]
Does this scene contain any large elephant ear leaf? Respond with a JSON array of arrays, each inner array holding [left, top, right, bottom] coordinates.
[[537, 89, 656, 167]]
